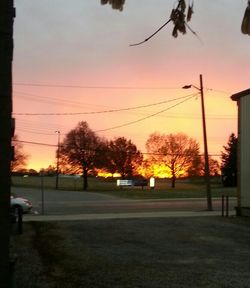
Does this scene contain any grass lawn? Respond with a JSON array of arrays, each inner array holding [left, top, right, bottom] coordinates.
[[12, 175, 236, 199]]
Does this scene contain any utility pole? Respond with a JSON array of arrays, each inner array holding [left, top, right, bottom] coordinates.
[[55, 130, 60, 189], [0, 1, 15, 287], [199, 75, 212, 211], [183, 74, 212, 211]]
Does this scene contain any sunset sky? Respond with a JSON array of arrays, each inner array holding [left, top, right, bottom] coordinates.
[[13, 0, 250, 171]]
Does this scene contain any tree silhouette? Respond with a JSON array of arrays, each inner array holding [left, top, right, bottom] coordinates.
[[187, 154, 220, 178], [221, 133, 238, 187], [146, 132, 200, 187], [104, 137, 143, 178], [59, 121, 103, 190], [11, 135, 28, 172]]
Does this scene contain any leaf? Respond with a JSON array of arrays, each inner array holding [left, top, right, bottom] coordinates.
[[241, 5, 250, 35]]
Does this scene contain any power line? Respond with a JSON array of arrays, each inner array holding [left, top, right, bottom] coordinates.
[[13, 82, 232, 98], [206, 88, 231, 95], [95, 94, 198, 133], [13, 93, 197, 116], [16, 118, 68, 131], [13, 140, 221, 157], [14, 140, 57, 147], [17, 129, 57, 136], [14, 108, 236, 120], [13, 82, 180, 90], [14, 90, 100, 109], [16, 126, 235, 141]]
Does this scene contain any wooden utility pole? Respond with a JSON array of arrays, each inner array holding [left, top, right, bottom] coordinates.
[[199, 74, 212, 211], [183, 75, 212, 211], [0, 1, 15, 286]]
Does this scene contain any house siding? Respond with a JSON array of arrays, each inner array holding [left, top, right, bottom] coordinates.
[[231, 89, 250, 216], [240, 96, 250, 207]]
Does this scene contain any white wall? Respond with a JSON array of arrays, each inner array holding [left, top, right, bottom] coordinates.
[[239, 94, 250, 207]]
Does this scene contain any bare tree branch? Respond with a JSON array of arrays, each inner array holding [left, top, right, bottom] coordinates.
[[130, 19, 172, 47], [129, 0, 194, 46], [185, 22, 203, 44]]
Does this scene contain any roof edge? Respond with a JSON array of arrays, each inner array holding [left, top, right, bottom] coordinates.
[[231, 88, 250, 101]]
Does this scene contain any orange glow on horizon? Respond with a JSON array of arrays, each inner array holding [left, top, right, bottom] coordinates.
[[13, 2, 248, 171], [95, 163, 186, 180], [96, 170, 121, 178], [138, 163, 186, 179]]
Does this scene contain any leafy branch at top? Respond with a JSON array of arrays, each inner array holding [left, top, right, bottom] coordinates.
[[242, 0, 250, 35], [100, 0, 250, 42], [130, 0, 198, 46]]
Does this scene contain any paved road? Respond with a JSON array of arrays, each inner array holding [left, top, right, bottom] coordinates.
[[12, 186, 236, 217]]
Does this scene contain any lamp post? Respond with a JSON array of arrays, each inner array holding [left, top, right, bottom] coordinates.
[[55, 130, 61, 190], [183, 74, 212, 211]]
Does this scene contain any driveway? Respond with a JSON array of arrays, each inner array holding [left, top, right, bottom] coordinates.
[[11, 216, 250, 288]]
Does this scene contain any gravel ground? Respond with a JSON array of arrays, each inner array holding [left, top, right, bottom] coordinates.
[[11, 216, 250, 288]]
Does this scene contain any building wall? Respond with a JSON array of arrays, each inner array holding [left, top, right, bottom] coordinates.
[[239, 95, 250, 208], [232, 89, 250, 216]]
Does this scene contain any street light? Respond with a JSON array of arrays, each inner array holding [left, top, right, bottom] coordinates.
[[55, 130, 61, 190], [183, 74, 212, 211]]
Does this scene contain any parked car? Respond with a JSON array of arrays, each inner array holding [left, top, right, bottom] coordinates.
[[11, 195, 32, 213]]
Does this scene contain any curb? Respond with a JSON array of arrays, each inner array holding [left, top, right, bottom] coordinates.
[[23, 210, 231, 222]]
